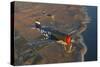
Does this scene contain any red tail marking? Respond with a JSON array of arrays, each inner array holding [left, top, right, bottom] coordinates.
[[66, 35, 71, 45]]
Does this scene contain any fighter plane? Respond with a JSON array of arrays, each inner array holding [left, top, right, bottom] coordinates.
[[31, 19, 75, 53]]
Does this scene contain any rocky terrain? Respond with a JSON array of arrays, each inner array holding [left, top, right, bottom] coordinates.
[[13, 1, 90, 65]]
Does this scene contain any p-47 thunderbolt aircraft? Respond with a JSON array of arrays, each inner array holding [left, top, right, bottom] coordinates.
[[31, 20, 75, 53]]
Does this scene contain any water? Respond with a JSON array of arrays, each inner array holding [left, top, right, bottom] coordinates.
[[83, 6, 97, 61]]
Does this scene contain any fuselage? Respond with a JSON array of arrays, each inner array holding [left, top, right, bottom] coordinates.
[[40, 27, 72, 45]]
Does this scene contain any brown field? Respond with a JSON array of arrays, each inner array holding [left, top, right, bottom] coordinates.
[[13, 1, 89, 65]]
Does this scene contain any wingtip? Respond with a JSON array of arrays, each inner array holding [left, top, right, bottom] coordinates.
[[35, 21, 40, 25]]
